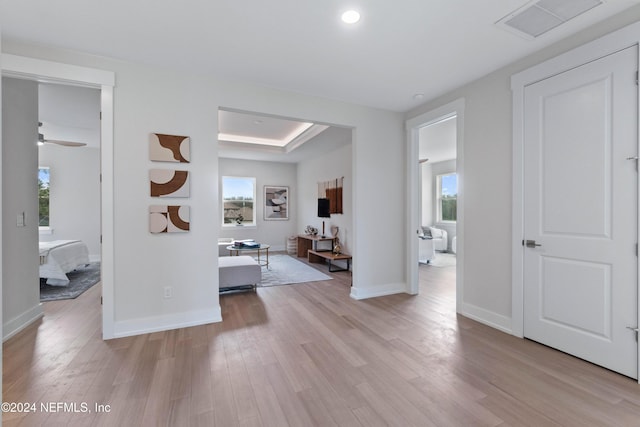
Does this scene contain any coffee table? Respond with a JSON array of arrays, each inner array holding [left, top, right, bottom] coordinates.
[[226, 244, 271, 268]]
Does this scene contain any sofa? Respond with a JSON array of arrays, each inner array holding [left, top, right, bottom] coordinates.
[[218, 237, 234, 256], [219, 255, 261, 293]]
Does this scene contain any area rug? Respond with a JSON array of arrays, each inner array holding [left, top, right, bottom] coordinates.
[[429, 253, 457, 268], [40, 262, 101, 302], [257, 254, 332, 287]]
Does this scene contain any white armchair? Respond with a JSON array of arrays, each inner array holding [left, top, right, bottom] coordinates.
[[418, 236, 436, 264], [419, 226, 449, 264], [420, 226, 448, 251]]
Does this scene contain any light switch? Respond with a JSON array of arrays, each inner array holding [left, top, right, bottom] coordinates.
[[16, 212, 25, 227]]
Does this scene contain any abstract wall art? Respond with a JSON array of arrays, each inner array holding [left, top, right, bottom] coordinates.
[[264, 186, 289, 220], [318, 177, 344, 214], [150, 169, 190, 197], [149, 133, 190, 163], [149, 205, 190, 233]]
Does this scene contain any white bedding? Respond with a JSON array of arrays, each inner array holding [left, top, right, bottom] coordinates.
[[39, 240, 90, 286]]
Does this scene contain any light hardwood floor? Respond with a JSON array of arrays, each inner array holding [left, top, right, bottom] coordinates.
[[3, 259, 640, 426]]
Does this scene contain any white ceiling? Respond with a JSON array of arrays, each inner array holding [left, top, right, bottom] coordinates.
[[3, 1, 640, 112], [219, 118, 352, 164], [38, 83, 101, 148], [419, 116, 457, 164], [218, 109, 349, 162]]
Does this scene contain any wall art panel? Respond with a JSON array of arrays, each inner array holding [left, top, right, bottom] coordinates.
[[149, 133, 190, 163], [150, 169, 190, 197], [149, 205, 190, 233], [264, 186, 289, 220]]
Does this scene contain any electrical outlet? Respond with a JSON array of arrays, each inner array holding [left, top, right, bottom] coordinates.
[[164, 286, 173, 299]]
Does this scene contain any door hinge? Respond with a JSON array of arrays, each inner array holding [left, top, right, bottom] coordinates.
[[636, 243, 638, 256], [636, 71, 638, 85], [100, 235, 102, 244]]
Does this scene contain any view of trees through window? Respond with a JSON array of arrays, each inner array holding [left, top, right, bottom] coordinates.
[[38, 167, 50, 227], [439, 173, 457, 222], [222, 176, 256, 226]]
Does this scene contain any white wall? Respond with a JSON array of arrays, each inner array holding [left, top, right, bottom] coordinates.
[[38, 145, 101, 259], [2, 77, 43, 340], [0, 29, 3, 411], [219, 158, 297, 251], [298, 142, 352, 262], [2, 39, 405, 336], [406, 6, 640, 331], [420, 162, 433, 227]]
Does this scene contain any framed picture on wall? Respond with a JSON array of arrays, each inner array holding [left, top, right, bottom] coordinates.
[[264, 186, 289, 220]]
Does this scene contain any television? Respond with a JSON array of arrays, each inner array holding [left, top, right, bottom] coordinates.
[[317, 198, 331, 218]]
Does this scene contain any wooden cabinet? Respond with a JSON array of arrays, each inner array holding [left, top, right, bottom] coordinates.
[[296, 234, 335, 257]]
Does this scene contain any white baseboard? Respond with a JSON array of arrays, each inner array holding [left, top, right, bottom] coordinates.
[[3, 303, 44, 342], [350, 282, 407, 300], [112, 306, 222, 339], [460, 302, 512, 335]]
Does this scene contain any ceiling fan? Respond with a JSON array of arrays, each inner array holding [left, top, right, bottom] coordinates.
[[38, 122, 87, 147]]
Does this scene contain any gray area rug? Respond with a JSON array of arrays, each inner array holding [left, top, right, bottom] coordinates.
[[429, 253, 457, 268], [258, 254, 332, 287], [40, 262, 101, 301]]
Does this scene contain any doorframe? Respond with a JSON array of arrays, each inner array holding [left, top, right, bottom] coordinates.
[[1, 54, 116, 339], [511, 22, 640, 380], [405, 98, 465, 312]]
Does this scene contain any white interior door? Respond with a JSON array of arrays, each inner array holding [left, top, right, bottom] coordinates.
[[523, 46, 638, 378]]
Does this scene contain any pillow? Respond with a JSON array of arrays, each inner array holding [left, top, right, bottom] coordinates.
[[429, 227, 443, 238], [421, 226, 431, 237]]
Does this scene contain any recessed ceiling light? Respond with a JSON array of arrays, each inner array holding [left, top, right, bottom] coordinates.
[[218, 122, 315, 147], [413, 93, 425, 101], [341, 10, 361, 24]]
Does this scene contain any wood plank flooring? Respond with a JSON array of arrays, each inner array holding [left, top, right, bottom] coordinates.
[[3, 258, 640, 426]]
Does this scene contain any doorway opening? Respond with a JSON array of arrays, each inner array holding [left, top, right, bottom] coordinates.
[[418, 116, 457, 301], [216, 108, 355, 291], [406, 98, 464, 312], [2, 55, 115, 339], [37, 82, 102, 300]]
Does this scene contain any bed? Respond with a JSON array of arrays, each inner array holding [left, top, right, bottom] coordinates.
[[39, 240, 90, 286]]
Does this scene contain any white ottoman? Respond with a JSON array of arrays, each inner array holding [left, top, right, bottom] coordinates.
[[219, 255, 261, 292]]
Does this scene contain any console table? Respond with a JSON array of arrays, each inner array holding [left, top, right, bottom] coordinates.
[[297, 234, 335, 257]]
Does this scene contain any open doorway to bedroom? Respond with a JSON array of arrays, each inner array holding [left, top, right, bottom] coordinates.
[[2, 55, 115, 340], [37, 83, 102, 302]]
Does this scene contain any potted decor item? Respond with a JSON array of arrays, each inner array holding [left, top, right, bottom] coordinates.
[[333, 227, 342, 254]]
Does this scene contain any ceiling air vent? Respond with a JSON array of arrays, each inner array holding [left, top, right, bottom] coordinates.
[[496, 0, 603, 39]]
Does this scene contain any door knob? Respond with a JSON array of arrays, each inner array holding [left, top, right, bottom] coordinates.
[[525, 240, 541, 248]]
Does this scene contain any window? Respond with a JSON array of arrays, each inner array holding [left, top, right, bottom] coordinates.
[[38, 167, 50, 227], [222, 176, 256, 227], [437, 173, 457, 222]]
